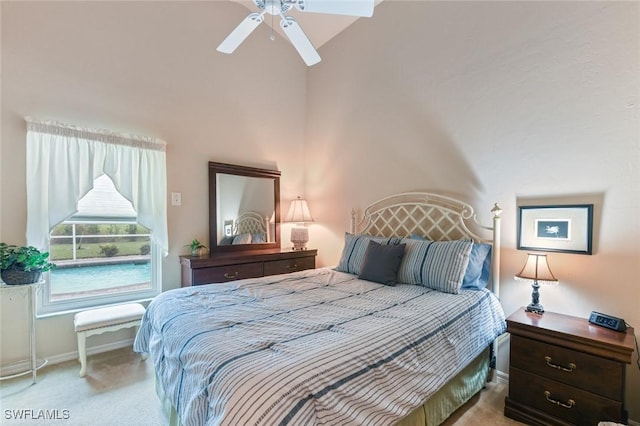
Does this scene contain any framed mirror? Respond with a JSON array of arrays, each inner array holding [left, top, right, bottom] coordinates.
[[209, 162, 281, 255]]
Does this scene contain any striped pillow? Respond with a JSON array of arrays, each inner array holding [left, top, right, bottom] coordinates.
[[397, 238, 473, 294], [336, 233, 400, 275]]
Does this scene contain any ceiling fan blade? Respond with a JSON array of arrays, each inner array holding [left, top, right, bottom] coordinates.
[[217, 13, 264, 54], [295, 0, 374, 17], [280, 17, 321, 66]]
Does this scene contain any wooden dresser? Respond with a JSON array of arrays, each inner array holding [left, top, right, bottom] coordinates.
[[504, 308, 635, 426], [180, 249, 317, 286]]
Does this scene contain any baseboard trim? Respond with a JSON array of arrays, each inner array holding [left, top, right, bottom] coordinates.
[[493, 368, 509, 385], [0, 338, 135, 377]]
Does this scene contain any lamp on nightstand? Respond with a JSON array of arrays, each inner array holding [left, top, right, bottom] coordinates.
[[516, 253, 558, 315], [284, 196, 314, 250]]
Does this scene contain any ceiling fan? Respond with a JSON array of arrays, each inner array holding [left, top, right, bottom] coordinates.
[[217, 0, 375, 66]]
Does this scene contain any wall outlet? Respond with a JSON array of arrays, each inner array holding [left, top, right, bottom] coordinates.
[[171, 192, 181, 206]]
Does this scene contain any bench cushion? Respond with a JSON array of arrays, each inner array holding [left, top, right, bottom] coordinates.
[[74, 303, 145, 332]]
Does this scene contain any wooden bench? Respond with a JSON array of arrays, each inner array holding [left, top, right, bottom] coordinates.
[[73, 303, 146, 377]]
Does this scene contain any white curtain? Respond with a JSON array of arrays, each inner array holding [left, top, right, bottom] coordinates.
[[25, 118, 169, 255]]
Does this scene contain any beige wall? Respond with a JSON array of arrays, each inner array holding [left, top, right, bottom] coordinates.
[[305, 1, 640, 419], [1, 1, 308, 365], [2, 0, 639, 421]]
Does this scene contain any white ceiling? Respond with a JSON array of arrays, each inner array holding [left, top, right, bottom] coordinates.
[[231, 0, 384, 48]]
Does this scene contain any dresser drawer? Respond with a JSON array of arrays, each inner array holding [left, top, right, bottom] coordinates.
[[192, 262, 264, 284], [264, 256, 315, 276], [510, 335, 623, 400], [509, 368, 624, 425]]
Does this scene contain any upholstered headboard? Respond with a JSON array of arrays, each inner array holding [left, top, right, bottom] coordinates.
[[350, 192, 502, 296], [233, 212, 271, 243]]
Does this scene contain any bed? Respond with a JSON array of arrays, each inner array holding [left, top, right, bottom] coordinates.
[[220, 211, 271, 245], [135, 192, 506, 426]]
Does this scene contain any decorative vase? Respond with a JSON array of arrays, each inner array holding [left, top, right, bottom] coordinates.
[[0, 268, 42, 285]]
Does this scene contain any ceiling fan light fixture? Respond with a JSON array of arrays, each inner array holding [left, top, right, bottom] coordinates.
[[217, 0, 374, 65], [262, 0, 292, 15]]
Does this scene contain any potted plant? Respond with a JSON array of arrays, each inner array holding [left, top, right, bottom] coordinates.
[[187, 239, 207, 257], [0, 243, 56, 285]]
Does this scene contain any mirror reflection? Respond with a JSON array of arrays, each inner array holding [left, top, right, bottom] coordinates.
[[209, 162, 281, 255], [216, 174, 275, 245]]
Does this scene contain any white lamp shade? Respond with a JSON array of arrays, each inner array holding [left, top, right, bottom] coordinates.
[[284, 197, 314, 223], [516, 254, 558, 283]]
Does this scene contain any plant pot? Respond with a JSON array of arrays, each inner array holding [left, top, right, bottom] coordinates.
[[0, 268, 42, 285], [191, 247, 207, 257]]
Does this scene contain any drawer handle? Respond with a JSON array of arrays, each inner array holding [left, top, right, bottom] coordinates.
[[544, 391, 575, 409], [545, 356, 576, 372], [224, 272, 239, 279], [286, 264, 298, 270]]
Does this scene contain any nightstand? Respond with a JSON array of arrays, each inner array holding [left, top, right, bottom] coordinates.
[[504, 308, 635, 426]]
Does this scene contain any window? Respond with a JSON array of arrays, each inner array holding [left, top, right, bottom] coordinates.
[[25, 119, 168, 316]]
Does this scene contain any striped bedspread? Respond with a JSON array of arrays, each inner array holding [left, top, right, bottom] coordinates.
[[134, 267, 506, 426]]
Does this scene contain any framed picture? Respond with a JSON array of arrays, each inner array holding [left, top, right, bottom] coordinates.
[[224, 222, 233, 237], [517, 204, 593, 255]]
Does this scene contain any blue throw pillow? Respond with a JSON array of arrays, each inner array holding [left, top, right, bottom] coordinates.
[[358, 241, 406, 286], [251, 233, 266, 243], [461, 243, 492, 290]]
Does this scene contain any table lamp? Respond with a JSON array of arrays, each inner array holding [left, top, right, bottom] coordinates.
[[284, 196, 314, 250], [516, 253, 558, 314]]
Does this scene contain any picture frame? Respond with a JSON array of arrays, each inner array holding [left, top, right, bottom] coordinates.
[[224, 222, 233, 237], [517, 204, 593, 255]]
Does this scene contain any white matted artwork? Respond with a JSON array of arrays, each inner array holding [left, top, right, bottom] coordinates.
[[518, 204, 593, 255]]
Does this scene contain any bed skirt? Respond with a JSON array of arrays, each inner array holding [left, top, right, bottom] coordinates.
[[154, 347, 490, 426], [396, 347, 490, 426]]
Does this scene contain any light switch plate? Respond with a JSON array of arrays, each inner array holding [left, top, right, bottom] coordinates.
[[171, 192, 181, 206]]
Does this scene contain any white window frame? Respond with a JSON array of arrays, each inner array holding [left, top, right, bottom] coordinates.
[[39, 240, 162, 317], [24, 118, 168, 317]]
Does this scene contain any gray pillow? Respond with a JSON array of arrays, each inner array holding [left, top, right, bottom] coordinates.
[[358, 240, 406, 286]]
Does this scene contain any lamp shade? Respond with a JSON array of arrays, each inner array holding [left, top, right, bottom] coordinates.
[[284, 197, 314, 224], [516, 254, 557, 283]]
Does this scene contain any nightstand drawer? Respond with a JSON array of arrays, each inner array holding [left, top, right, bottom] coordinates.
[[509, 368, 624, 425], [192, 262, 264, 284], [264, 256, 315, 276], [510, 335, 623, 401]]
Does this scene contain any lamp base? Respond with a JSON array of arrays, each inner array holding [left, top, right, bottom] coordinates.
[[290, 227, 309, 251], [525, 280, 544, 314], [525, 303, 544, 315]]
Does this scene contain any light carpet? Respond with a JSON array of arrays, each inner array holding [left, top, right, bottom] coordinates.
[[0, 347, 524, 425]]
